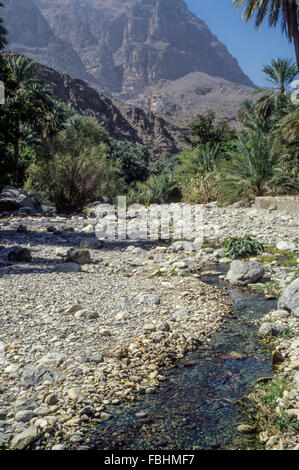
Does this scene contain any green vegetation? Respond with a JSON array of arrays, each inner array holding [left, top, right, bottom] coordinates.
[[222, 235, 264, 259], [260, 328, 298, 344], [244, 377, 299, 434], [261, 247, 299, 267], [182, 111, 236, 148], [0, 3, 298, 212], [175, 57, 298, 206]]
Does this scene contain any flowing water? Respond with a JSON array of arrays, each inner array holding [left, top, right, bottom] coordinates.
[[87, 265, 276, 450]]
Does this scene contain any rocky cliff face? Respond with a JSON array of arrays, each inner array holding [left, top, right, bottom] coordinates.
[[33, 0, 254, 97], [1, 0, 92, 82], [1, 0, 255, 120], [31, 56, 181, 155]]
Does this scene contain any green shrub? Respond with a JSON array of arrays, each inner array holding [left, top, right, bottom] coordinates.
[[25, 116, 117, 212], [179, 173, 217, 204], [222, 235, 264, 259], [174, 143, 223, 203], [216, 132, 278, 205], [26, 144, 110, 213], [128, 173, 175, 205]]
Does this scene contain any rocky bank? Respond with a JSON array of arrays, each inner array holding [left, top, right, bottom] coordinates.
[[0, 200, 298, 450]]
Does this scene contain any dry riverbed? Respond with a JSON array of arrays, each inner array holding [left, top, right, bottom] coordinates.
[[0, 202, 298, 450]]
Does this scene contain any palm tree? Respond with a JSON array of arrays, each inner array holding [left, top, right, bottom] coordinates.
[[263, 57, 298, 93], [233, 0, 299, 70], [237, 99, 280, 132], [256, 58, 297, 117], [0, 2, 7, 51], [217, 131, 279, 204], [8, 56, 39, 88], [7, 56, 51, 183], [44, 100, 76, 137]]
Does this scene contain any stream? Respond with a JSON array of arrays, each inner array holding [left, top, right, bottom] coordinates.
[[86, 264, 276, 450]]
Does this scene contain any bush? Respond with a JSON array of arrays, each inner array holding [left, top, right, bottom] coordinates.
[[216, 132, 278, 205], [174, 143, 223, 203], [25, 116, 117, 212], [222, 235, 264, 259], [128, 173, 175, 205], [179, 173, 217, 204], [26, 144, 110, 213]]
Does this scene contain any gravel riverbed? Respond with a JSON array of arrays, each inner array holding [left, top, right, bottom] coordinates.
[[0, 202, 298, 450]]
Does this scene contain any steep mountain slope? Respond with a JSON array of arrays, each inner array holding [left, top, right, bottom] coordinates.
[[2, 0, 256, 121], [1, 52, 181, 155], [33, 0, 254, 97], [126, 71, 256, 121], [1, 0, 92, 82]]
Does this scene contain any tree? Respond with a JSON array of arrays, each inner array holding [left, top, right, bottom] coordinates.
[[268, 104, 299, 195], [43, 100, 76, 138], [26, 116, 111, 212], [183, 111, 236, 149], [0, 2, 7, 50], [233, 0, 299, 70], [256, 58, 297, 117], [237, 99, 276, 132], [4, 56, 53, 183], [217, 132, 279, 205], [107, 139, 151, 184], [263, 58, 298, 93]]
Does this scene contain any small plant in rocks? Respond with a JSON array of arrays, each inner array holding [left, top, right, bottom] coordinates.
[[241, 377, 299, 436], [222, 235, 264, 259]]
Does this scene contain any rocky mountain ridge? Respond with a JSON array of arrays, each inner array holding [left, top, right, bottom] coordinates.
[[27, 55, 182, 155], [1, 0, 92, 82], [2, 0, 255, 118]]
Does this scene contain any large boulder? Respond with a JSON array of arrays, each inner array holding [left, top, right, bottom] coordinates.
[[278, 278, 299, 317], [10, 427, 40, 450], [226, 260, 264, 286], [2, 246, 32, 263], [20, 365, 56, 387], [41, 205, 56, 217], [258, 322, 286, 338], [66, 248, 91, 265], [0, 186, 36, 212]]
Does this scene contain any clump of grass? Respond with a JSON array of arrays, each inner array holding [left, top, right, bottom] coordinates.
[[201, 242, 219, 249], [241, 377, 299, 435], [260, 328, 297, 346], [168, 267, 178, 277], [259, 255, 276, 264], [280, 258, 298, 267], [222, 235, 264, 259]]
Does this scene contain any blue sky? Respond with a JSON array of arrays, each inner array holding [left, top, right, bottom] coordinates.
[[186, 0, 297, 87]]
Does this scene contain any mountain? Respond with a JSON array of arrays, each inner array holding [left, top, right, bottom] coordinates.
[[1, 0, 257, 121], [6, 53, 180, 155], [1, 0, 92, 82], [1, 0, 255, 118], [33, 0, 254, 91], [125, 71, 257, 121]]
